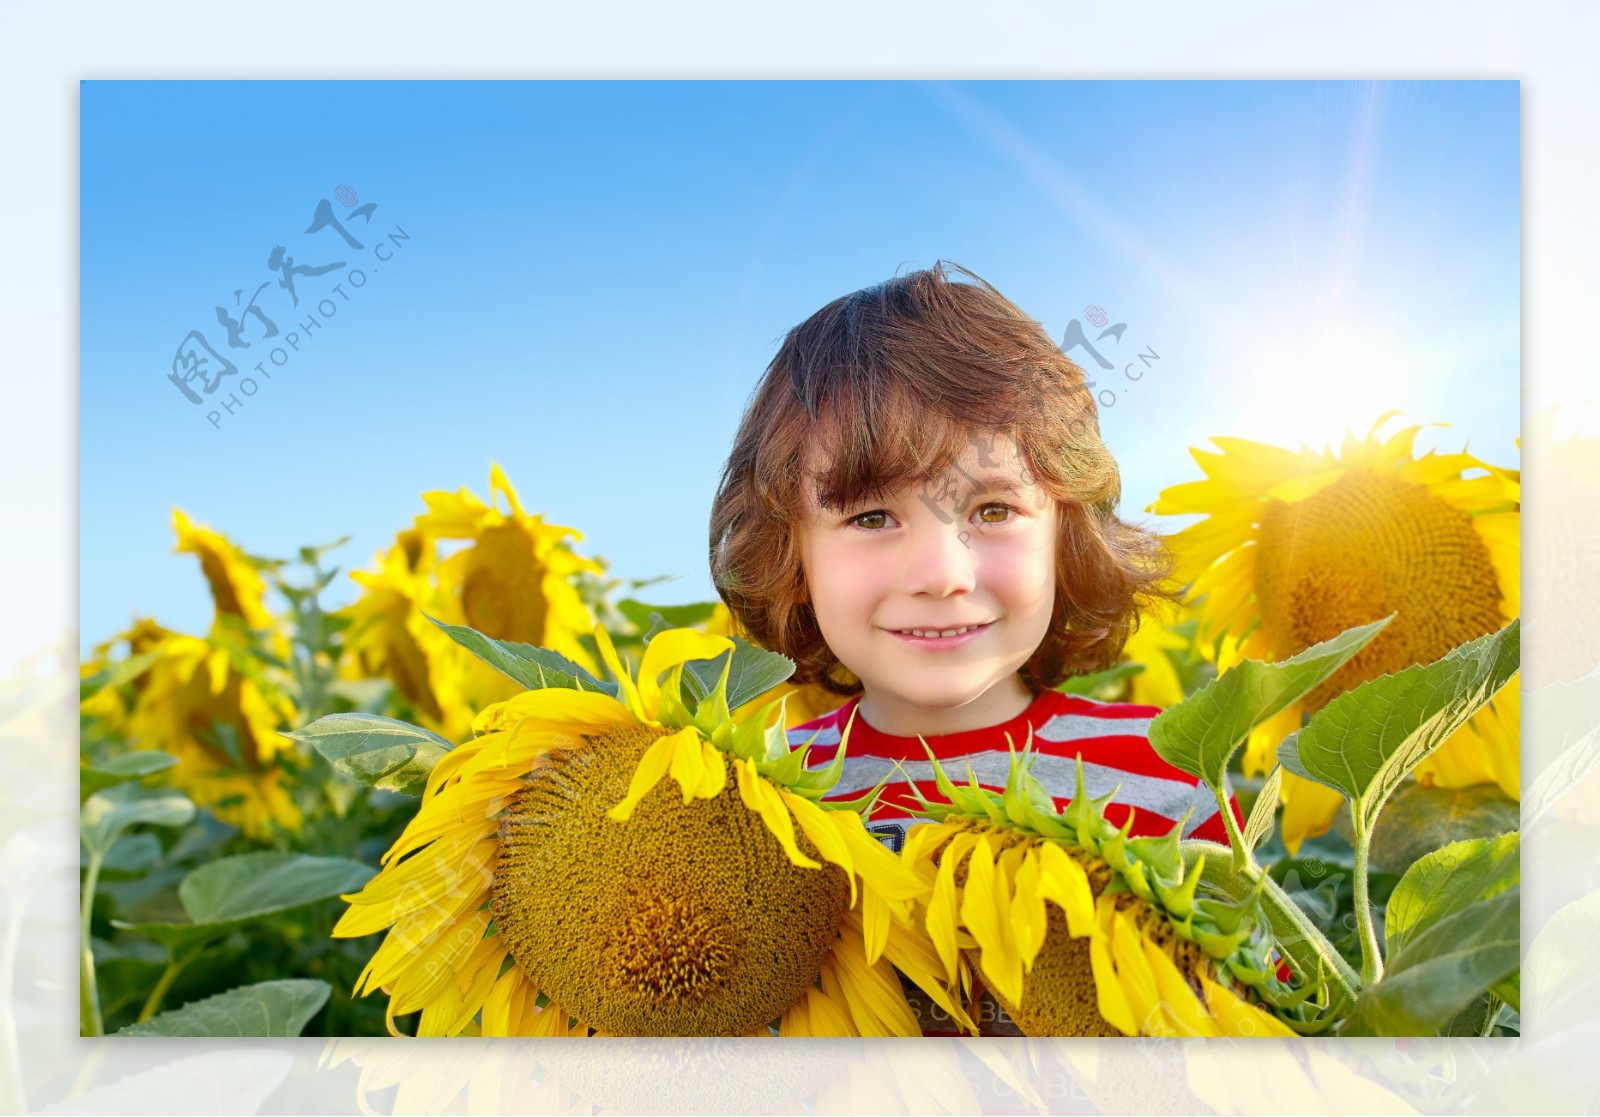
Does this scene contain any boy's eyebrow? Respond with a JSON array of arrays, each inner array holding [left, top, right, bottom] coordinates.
[[959, 473, 1032, 494], [824, 471, 1038, 512]]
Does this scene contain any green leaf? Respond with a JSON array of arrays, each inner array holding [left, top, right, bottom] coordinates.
[[424, 613, 619, 698], [1364, 782, 1521, 874], [1492, 973, 1520, 1014], [179, 852, 374, 923], [1442, 992, 1505, 1037], [617, 599, 720, 632], [118, 852, 374, 957], [79, 752, 178, 803], [1242, 765, 1282, 854], [95, 832, 164, 877], [1055, 661, 1145, 698], [1386, 833, 1519, 958], [81, 784, 195, 857], [1279, 621, 1520, 833], [682, 636, 795, 712], [79, 650, 162, 700], [1341, 886, 1519, 1036], [112, 979, 330, 1037], [287, 713, 453, 796], [1150, 617, 1390, 789]]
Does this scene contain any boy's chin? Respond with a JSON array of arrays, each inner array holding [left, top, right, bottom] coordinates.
[[875, 678, 997, 712]]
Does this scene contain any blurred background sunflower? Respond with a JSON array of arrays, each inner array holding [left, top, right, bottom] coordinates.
[[338, 465, 604, 743], [84, 512, 304, 839], [1149, 414, 1520, 850]]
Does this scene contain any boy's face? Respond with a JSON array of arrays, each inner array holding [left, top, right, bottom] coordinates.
[[796, 431, 1058, 736]]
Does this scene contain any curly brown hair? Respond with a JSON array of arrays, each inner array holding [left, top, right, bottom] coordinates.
[[708, 261, 1177, 698]]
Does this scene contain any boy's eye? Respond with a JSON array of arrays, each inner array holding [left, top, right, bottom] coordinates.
[[845, 504, 1017, 531], [850, 510, 892, 530]]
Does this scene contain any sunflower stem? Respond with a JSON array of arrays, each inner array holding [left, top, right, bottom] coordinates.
[[1215, 785, 1251, 874], [1352, 821, 1384, 985], [1181, 839, 1359, 1009], [137, 953, 188, 1024], [79, 848, 106, 1037]]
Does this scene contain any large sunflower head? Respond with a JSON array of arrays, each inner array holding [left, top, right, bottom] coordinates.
[[1149, 414, 1519, 848], [903, 743, 1307, 1038], [334, 624, 967, 1037]]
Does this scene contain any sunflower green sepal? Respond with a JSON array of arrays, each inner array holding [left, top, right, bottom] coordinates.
[[901, 745, 1316, 1037]]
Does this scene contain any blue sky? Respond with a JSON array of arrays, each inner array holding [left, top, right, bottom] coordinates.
[[81, 80, 1519, 654]]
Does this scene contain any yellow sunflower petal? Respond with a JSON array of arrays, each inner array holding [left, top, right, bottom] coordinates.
[[735, 758, 821, 870], [872, 911, 978, 1035], [1010, 848, 1049, 971], [1109, 909, 1169, 1036], [1142, 937, 1220, 1037], [1243, 703, 1303, 778], [472, 687, 631, 736], [665, 727, 727, 804], [1034, 841, 1095, 938], [925, 838, 964, 986], [387, 909, 492, 1016], [606, 728, 681, 822], [780, 790, 859, 906], [636, 630, 735, 720], [527, 1000, 573, 1038], [593, 625, 644, 721], [1203, 974, 1298, 1037], [1279, 772, 1347, 855], [960, 837, 1024, 1007], [1089, 895, 1137, 1036], [479, 966, 524, 1037], [830, 925, 921, 1036]]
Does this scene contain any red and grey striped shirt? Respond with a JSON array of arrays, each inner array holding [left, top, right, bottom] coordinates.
[[792, 688, 1242, 851]]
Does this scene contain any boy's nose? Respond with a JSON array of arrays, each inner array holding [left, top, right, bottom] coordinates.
[[902, 524, 978, 598]]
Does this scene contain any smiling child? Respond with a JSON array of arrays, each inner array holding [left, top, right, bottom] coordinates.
[[708, 261, 1241, 1032]]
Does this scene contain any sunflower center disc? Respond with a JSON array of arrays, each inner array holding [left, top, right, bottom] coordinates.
[[461, 521, 549, 642], [1255, 467, 1504, 710], [491, 724, 850, 1036]]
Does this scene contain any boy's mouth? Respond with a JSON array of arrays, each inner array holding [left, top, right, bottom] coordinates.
[[885, 621, 994, 647]]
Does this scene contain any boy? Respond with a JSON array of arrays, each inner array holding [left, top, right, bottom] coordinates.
[[708, 261, 1241, 1034]]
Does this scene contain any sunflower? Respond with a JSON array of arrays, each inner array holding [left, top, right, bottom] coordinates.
[[82, 514, 304, 838], [343, 466, 604, 741], [333, 624, 971, 1037], [1120, 596, 1191, 709], [171, 508, 277, 631], [338, 529, 469, 737], [112, 623, 303, 838], [904, 746, 1305, 1038], [79, 618, 173, 734], [1148, 414, 1519, 850]]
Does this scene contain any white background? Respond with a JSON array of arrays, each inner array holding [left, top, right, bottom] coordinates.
[[4, 1, 1597, 1112]]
